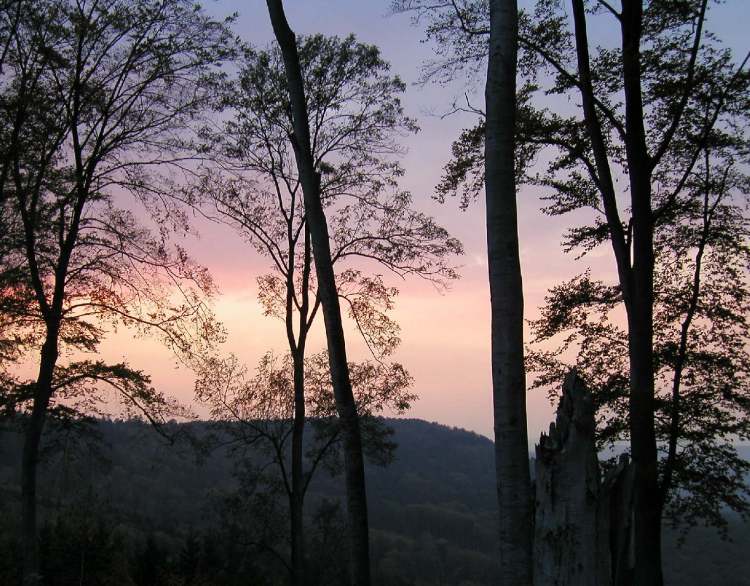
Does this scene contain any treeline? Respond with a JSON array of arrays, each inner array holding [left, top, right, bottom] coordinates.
[[0, 419, 748, 586]]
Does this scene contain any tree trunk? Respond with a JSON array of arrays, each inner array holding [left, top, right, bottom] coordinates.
[[620, 2, 662, 584], [265, 2, 371, 584], [485, 1, 533, 584], [602, 455, 636, 586], [21, 330, 59, 585], [570, 0, 663, 581], [534, 372, 637, 586], [534, 371, 610, 586], [290, 351, 306, 586]]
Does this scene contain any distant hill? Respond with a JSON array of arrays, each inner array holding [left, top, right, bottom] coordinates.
[[0, 419, 748, 585]]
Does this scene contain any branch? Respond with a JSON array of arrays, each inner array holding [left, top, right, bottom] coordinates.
[[570, 0, 632, 296], [649, 0, 709, 171], [518, 35, 627, 141]]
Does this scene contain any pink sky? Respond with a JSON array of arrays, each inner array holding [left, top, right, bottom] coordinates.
[[91, 0, 746, 441]]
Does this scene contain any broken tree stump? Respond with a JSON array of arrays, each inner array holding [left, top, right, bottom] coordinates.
[[533, 370, 611, 586]]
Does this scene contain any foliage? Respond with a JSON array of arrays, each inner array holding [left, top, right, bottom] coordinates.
[[0, 0, 233, 424], [185, 32, 460, 578], [190, 33, 461, 360], [397, 0, 750, 533], [3, 418, 745, 584], [518, 0, 750, 534], [196, 349, 416, 497]]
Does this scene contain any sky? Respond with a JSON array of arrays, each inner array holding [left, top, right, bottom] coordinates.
[[90, 0, 747, 442]]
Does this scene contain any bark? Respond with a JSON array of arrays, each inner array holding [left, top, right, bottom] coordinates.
[[21, 327, 59, 585], [265, 2, 371, 584], [603, 455, 636, 586], [290, 351, 306, 586], [533, 372, 636, 586], [620, 3, 662, 584], [485, 1, 532, 584], [533, 371, 610, 586]]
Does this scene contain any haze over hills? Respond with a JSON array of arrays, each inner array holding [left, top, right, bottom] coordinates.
[[0, 419, 748, 585]]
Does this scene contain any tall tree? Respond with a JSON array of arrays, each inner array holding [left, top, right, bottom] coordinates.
[[485, 1, 533, 585], [264, 2, 374, 583], [393, 1, 533, 582], [521, 3, 747, 581], [189, 33, 459, 585], [0, 1, 232, 581], [397, 1, 748, 582]]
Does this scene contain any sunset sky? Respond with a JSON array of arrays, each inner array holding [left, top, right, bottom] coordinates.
[[89, 0, 747, 441]]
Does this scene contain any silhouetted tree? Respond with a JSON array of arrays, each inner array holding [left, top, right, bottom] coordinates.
[[519, 3, 748, 581], [264, 4, 372, 580], [0, 1, 232, 581], [251, 4, 460, 582], [527, 147, 750, 535], [188, 31, 459, 585]]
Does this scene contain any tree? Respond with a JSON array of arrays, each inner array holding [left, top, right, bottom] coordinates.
[[484, 1, 533, 584], [527, 146, 750, 536], [189, 32, 459, 585], [261, 2, 438, 582], [393, 1, 533, 582], [520, 3, 748, 582], [196, 351, 415, 581], [397, 1, 749, 582], [0, 1, 232, 581]]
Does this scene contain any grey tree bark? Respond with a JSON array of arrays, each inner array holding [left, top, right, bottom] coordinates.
[[534, 371, 635, 586], [485, 1, 533, 584], [533, 371, 610, 586], [603, 455, 636, 586], [265, 2, 371, 584]]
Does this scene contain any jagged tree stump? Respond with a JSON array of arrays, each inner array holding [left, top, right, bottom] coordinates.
[[533, 370, 611, 586]]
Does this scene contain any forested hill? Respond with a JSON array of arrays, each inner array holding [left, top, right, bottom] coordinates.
[[0, 419, 748, 585]]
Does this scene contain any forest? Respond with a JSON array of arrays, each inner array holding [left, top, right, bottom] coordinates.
[[0, 0, 748, 585], [1, 419, 748, 585]]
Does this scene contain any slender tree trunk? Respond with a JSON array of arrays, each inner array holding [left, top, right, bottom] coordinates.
[[290, 351, 306, 586], [621, 2, 662, 584], [265, 2, 371, 584], [485, 1, 532, 584], [661, 179, 716, 505], [22, 328, 59, 585]]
